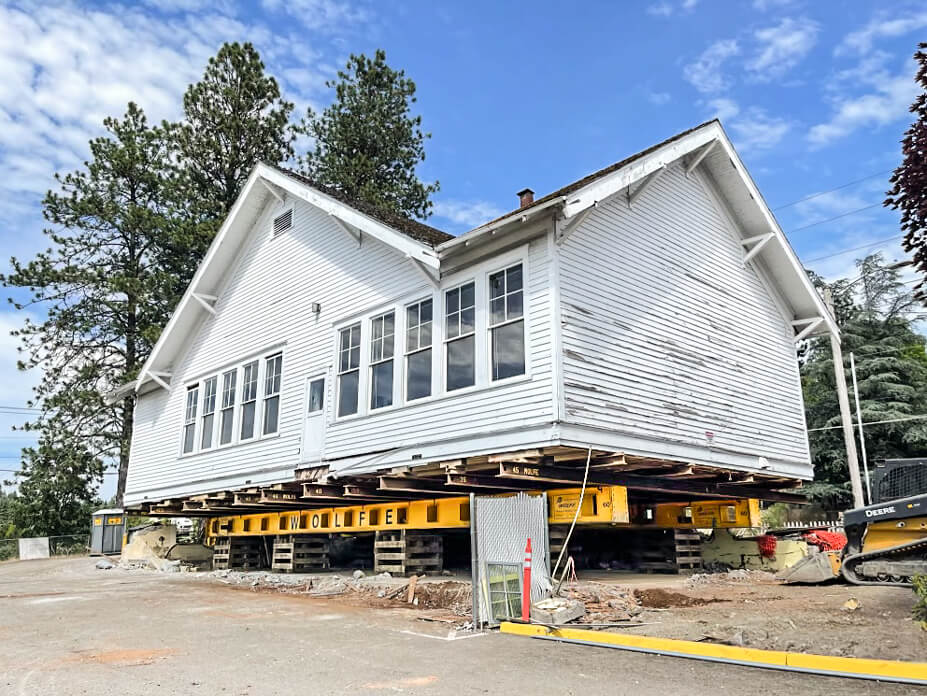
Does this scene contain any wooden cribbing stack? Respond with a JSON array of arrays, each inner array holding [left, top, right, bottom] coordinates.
[[374, 529, 443, 576], [271, 535, 330, 572], [212, 536, 263, 570]]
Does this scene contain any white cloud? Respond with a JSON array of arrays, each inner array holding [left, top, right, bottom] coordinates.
[[728, 108, 791, 151], [646, 90, 672, 105], [683, 39, 740, 93], [752, 0, 797, 10], [707, 97, 740, 122], [648, 0, 697, 18], [747, 17, 819, 80], [260, 0, 369, 30], [808, 58, 918, 147], [432, 200, 505, 228], [838, 10, 927, 56]]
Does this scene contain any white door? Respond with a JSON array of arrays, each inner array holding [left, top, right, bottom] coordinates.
[[301, 375, 326, 463]]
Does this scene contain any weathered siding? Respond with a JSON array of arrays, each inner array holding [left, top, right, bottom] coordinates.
[[126, 198, 554, 504], [558, 163, 811, 477]]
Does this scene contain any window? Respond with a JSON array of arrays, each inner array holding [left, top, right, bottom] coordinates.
[[308, 378, 324, 413], [405, 299, 432, 400], [240, 360, 259, 440], [370, 312, 395, 409], [489, 264, 525, 380], [182, 385, 198, 454], [486, 562, 522, 622], [338, 324, 361, 417], [262, 353, 283, 435], [200, 376, 218, 449], [445, 282, 475, 391], [219, 369, 237, 445]]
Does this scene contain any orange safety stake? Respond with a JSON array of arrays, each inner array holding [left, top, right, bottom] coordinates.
[[522, 537, 532, 622]]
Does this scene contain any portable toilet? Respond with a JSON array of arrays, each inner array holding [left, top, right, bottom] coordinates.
[[90, 509, 125, 556]]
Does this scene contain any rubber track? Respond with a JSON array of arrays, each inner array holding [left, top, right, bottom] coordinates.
[[842, 536, 927, 587]]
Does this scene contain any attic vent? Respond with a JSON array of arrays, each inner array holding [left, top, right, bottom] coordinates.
[[273, 209, 293, 236]]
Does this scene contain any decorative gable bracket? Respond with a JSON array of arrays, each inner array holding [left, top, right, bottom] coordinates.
[[740, 232, 776, 267], [331, 214, 362, 247], [791, 317, 824, 342], [191, 292, 218, 315], [408, 256, 439, 288]]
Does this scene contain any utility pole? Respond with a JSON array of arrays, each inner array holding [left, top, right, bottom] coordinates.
[[849, 352, 872, 504], [823, 288, 865, 509]]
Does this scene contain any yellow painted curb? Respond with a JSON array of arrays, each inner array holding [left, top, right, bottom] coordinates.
[[500, 622, 927, 685]]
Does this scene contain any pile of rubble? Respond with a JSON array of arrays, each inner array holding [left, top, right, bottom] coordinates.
[[556, 582, 642, 623], [686, 568, 778, 587]]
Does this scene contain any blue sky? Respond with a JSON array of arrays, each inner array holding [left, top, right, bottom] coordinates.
[[1, 0, 924, 497]]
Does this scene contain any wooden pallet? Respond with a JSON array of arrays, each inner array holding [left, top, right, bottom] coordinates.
[[374, 530, 443, 576], [674, 529, 703, 573], [271, 535, 330, 572], [212, 537, 231, 570]]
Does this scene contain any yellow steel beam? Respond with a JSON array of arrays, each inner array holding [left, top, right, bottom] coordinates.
[[206, 485, 759, 539]]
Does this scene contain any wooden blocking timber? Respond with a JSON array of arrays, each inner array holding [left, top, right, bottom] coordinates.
[[674, 529, 703, 573], [548, 524, 568, 570], [213, 536, 264, 570], [374, 530, 443, 576], [271, 535, 330, 573]]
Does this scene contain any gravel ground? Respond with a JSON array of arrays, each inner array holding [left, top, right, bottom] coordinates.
[[0, 557, 921, 695]]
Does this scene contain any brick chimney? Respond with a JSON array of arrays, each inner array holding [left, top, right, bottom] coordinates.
[[517, 188, 535, 208]]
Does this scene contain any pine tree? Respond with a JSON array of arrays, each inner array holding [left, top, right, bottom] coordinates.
[[885, 43, 927, 300], [1, 103, 178, 512], [169, 42, 294, 269], [802, 254, 927, 507], [296, 49, 439, 219]]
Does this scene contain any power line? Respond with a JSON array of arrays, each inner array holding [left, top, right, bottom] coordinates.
[[808, 413, 927, 432], [804, 235, 904, 264], [773, 169, 894, 211], [788, 203, 883, 234]]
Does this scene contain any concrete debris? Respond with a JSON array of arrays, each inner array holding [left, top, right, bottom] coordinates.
[[375, 572, 391, 580], [532, 597, 585, 625], [686, 569, 778, 587], [95, 559, 114, 570], [843, 598, 860, 612], [559, 582, 641, 623], [352, 570, 365, 580]]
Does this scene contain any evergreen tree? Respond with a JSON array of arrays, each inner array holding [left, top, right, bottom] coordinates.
[[885, 43, 927, 300], [802, 254, 927, 507], [169, 41, 294, 272], [1, 103, 178, 512], [296, 49, 439, 219]]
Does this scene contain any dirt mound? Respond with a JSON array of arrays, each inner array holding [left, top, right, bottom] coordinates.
[[634, 588, 727, 608], [401, 581, 471, 614]]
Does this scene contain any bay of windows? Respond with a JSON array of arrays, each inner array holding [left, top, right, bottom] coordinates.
[[180, 351, 282, 456], [332, 259, 527, 421]]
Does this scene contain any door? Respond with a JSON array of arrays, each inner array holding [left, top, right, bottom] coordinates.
[[301, 375, 326, 463]]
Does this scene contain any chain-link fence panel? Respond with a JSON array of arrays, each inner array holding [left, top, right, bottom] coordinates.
[[472, 492, 550, 626]]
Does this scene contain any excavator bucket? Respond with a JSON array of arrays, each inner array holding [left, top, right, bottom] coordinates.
[[776, 550, 841, 584]]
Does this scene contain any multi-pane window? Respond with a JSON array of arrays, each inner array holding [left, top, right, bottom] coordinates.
[[182, 385, 198, 454], [370, 312, 395, 409], [240, 360, 259, 440], [445, 282, 476, 391], [405, 299, 432, 401], [200, 376, 218, 449], [219, 369, 237, 445], [338, 324, 361, 417], [262, 353, 283, 435], [489, 264, 525, 380]]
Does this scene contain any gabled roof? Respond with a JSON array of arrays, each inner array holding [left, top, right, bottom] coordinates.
[[131, 162, 445, 395], [270, 166, 453, 247], [439, 119, 838, 340]]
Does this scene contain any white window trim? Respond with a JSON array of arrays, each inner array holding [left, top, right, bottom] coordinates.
[[177, 345, 285, 459], [261, 352, 284, 436], [335, 322, 363, 420], [330, 243, 530, 423], [368, 310, 397, 412], [443, 278, 478, 394], [218, 367, 239, 447], [403, 297, 435, 404], [486, 262, 529, 385]]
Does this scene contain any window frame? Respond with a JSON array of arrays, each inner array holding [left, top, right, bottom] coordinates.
[[182, 384, 199, 455], [200, 375, 218, 450], [368, 311, 396, 411], [443, 279, 477, 393], [487, 262, 527, 383], [178, 346, 285, 458], [404, 297, 434, 403], [336, 322, 362, 418], [261, 352, 283, 436]]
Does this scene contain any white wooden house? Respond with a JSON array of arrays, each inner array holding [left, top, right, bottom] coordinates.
[[117, 120, 835, 514]]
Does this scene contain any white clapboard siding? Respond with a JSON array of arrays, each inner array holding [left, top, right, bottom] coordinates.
[[125, 198, 554, 504], [558, 162, 811, 477]]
